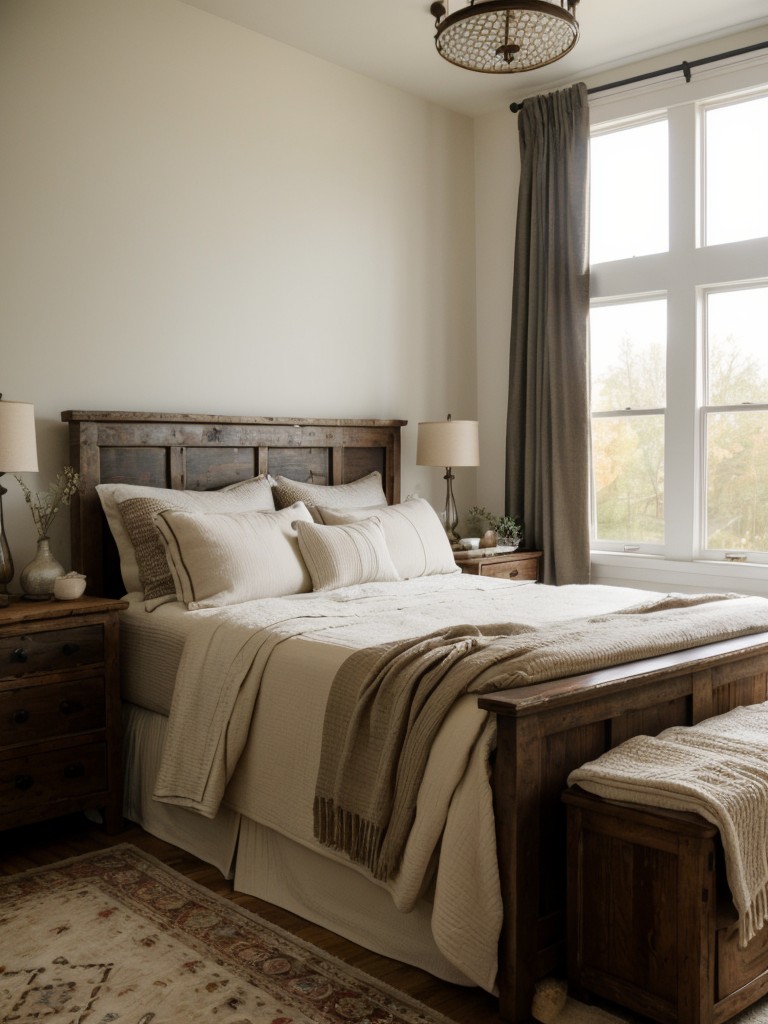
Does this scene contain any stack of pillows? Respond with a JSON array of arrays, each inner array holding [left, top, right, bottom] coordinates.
[[96, 471, 458, 611]]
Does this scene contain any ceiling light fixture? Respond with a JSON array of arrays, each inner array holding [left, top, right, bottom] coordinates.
[[429, 0, 580, 74]]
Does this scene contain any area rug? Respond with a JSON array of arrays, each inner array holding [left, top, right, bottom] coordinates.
[[5, 845, 768, 1024], [0, 843, 456, 1024]]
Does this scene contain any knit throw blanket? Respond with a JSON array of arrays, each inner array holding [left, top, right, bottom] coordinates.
[[313, 592, 768, 883], [570, 702, 768, 948]]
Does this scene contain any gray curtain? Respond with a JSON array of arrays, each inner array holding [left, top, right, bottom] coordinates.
[[505, 82, 590, 585]]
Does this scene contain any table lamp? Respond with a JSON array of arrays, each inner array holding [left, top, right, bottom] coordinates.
[[0, 398, 39, 606], [416, 414, 479, 543]]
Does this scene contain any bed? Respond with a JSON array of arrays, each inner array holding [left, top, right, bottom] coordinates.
[[62, 409, 768, 1024]]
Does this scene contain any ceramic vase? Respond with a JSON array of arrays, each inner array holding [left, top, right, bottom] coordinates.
[[20, 536, 65, 600]]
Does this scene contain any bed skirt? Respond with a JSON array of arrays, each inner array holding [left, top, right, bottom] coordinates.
[[122, 702, 477, 987]]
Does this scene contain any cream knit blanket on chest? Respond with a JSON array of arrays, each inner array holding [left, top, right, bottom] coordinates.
[[569, 702, 768, 947]]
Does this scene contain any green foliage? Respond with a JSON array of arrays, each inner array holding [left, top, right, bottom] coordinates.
[[15, 466, 82, 539], [467, 506, 523, 544], [593, 333, 768, 551]]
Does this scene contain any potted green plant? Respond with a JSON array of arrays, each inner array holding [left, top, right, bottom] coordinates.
[[467, 506, 523, 549]]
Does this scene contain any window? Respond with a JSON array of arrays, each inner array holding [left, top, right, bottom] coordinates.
[[703, 94, 768, 246], [704, 285, 768, 552], [590, 118, 668, 264], [589, 82, 768, 565], [591, 298, 666, 546]]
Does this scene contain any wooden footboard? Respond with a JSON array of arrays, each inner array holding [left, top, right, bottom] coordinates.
[[479, 631, 768, 1024]]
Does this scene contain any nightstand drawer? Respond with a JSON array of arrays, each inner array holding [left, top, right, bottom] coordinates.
[[0, 676, 106, 747], [477, 555, 541, 580], [0, 741, 107, 813], [0, 624, 103, 681]]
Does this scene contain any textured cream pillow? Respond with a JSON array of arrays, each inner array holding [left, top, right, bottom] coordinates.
[[316, 498, 458, 579], [272, 471, 387, 522], [154, 502, 314, 609], [97, 476, 275, 604], [296, 518, 400, 592]]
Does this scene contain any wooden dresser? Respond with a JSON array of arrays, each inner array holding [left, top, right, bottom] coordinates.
[[454, 549, 542, 582], [0, 595, 126, 833]]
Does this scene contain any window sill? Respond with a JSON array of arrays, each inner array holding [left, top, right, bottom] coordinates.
[[590, 550, 768, 597]]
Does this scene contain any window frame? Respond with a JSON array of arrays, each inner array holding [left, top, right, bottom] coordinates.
[[588, 69, 768, 579]]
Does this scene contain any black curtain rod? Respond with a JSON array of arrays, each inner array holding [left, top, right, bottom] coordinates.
[[509, 39, 768, 112]]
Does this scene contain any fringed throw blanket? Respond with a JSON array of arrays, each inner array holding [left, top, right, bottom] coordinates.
[[569, 702, 768, 947], [314, 592, 768, 883]]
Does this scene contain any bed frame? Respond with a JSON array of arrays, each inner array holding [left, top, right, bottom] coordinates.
[[62, 409, 768, 1024]]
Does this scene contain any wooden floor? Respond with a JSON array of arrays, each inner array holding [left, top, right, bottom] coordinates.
[[0, 812, 504, 1024]]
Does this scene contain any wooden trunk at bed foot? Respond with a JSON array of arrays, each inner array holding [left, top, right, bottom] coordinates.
[[563, 788, 768, 1024], [482, 638, 768, 1024]]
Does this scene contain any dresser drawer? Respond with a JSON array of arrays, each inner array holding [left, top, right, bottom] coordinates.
[[0, 624, 103, 680], [0, 741, 107, 814], [0, 676, 106, 747], [478, 556, 540, 580]]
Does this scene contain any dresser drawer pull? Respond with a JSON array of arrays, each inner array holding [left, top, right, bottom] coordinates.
[[11, 708, 30, 725], [11, 648, 28, 663], [63, 762, 86, 779], [14, 774, 34, 790], [62, 643, 80, 656], [507, 568, 519, 578], [59, 699, 83, 715]]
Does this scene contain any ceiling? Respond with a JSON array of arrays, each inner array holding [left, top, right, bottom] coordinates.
[[178, 0, 768, 117]]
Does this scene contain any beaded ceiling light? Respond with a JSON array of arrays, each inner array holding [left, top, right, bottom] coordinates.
[[429, 0, 580, 74]]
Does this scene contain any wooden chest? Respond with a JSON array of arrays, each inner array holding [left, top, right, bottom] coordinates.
[[564, 787, 768, 1024]]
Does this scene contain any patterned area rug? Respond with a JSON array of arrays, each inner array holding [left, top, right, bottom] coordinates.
[[0, 843, 456, 1024], [5, 844, 768, 1024]]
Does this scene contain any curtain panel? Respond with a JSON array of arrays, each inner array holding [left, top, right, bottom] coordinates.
[[505, 82, 590, 585]]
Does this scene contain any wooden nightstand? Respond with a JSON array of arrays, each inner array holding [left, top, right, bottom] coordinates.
[[0, 595, 127, 834], [455, 549, 542, 581]]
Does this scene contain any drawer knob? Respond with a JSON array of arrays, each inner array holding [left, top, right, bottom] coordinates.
[[62, 643, 80, 656], [59, 699, 83, 715], [11, 648, 28, 663], [14, 774, 34, 790], [12, 708, 30, 725], [63, 762, 86, 779], [508, 568, 519, 578]]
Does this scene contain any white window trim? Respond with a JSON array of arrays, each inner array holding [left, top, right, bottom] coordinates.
[[587, 55, 768, 593]]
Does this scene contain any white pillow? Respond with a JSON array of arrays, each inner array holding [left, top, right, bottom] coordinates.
[[96, 476, 275, 602], [316, 498, 458, 579], [154, 502, 314, 609], [296, 518, 400, 592], [272, 471, 387, 522]]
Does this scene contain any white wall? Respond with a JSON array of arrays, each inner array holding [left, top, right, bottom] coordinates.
[[0, 0, 477, 580]]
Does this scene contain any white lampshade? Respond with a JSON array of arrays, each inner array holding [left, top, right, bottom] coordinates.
[[0, 400, 39, 472], [416, 418, 479, 468]]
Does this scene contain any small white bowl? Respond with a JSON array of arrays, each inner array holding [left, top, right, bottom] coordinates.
[[54, 575, 87, 600], [460, 537, 481, 550]]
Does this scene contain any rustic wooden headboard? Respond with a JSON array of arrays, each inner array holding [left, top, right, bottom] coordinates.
[[61, 411, 407, 598]]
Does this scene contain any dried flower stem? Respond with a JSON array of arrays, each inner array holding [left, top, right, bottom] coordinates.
[[15, 466, 82, 539]]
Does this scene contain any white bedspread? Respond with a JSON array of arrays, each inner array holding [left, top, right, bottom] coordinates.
[[150, 576, 656, 990]]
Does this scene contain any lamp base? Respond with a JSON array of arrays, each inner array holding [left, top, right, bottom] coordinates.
[[443, 467, 460, 543], [0, 478, 14, 606]]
